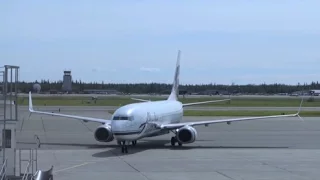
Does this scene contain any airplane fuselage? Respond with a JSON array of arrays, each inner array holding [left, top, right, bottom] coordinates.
[[111, 100, 183, 141]]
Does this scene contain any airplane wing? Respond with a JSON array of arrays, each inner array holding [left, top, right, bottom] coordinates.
[[160, 99, 303, 130], [28, 92, 111, 124], [131, 98, 151, 102], [182, 99, 231, 107]]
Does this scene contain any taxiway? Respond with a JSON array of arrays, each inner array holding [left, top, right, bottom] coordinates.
[[17, 105, 320, 112], [15, 106, 320, 180]]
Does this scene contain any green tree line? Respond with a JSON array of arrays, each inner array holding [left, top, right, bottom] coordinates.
[[13, 80, 320, 94]]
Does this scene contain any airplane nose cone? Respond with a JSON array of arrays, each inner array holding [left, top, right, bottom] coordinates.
[[111, 120, 144, 140], [111, 120, 129, 132]]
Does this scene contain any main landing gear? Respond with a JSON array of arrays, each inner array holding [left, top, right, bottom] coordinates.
[[118, 140, 137, 153], [132, 140, 137, 146], [170, 129, 182, 147], [170, 136, 182, 146]]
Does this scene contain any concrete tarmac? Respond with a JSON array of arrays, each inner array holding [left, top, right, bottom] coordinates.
[[15, 107, 320, 180]]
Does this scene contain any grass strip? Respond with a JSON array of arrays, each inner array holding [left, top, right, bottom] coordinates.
[[183, 110, 320, 116], [106, 110, 320, 117]]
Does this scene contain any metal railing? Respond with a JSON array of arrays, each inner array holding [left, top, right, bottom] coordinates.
[[19, 148, 38, 177], [21, 161, 31, 180], [0, 158, 7, 180]]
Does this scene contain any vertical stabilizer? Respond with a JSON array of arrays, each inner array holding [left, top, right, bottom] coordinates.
[[168, 50, 181, 101]]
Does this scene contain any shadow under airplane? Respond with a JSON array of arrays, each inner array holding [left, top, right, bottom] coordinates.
[[17, 139, 289, 158]]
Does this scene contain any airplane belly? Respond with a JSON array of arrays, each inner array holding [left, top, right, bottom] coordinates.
[[114, 134, 141, 141]]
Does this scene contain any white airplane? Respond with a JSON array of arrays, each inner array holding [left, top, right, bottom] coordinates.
[[28, 50, 303, 153]]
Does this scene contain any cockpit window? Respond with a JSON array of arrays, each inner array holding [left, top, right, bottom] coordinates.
[[113, 116, 120, 120], [120, 117, 128, 120], [113, 116, 132, 120]]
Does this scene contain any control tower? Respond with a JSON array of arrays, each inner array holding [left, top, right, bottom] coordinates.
[[62, 70, 72, 92]]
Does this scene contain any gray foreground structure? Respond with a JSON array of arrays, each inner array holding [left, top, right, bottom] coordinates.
[[0, 65, 20, 178], [0, 65, 41, 180], [33, 166, 53, 180]]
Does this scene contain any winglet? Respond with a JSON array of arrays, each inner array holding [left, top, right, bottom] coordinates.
[[296, 98, 304, 121], [298, 98, 303, 113], [29, 91, 34, 112]]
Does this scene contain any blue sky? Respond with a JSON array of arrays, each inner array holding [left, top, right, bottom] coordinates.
[[1, 0, 320, 85]]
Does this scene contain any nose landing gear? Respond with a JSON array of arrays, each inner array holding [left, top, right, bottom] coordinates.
[[120, 140, 138, 153], [121, 141, 128, 153]]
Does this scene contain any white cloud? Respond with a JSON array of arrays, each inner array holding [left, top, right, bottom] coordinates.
[[139, 67, 160, 72]]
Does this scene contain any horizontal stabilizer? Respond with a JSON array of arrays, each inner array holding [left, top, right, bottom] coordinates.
[[131, 98, 151, 102], [182, 99, 231, 107]]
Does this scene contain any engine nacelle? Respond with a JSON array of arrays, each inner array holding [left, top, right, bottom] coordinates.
[[94, 124, 114, 142], [176, 125, 198, 144]]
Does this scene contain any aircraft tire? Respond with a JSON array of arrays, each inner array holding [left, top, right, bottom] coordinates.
[[132, 140, 137, 146], [171, 137, 176, 146]]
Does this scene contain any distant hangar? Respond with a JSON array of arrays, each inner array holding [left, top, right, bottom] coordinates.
[[310, 90, 320, 96]]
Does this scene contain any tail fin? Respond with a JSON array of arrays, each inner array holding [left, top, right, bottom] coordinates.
[[167, 50, 181, 101]]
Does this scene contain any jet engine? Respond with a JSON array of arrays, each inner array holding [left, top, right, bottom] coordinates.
[[94, 124, 114, 142], [176, 125, 198, 144]]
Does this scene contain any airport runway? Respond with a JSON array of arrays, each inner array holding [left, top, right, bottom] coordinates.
[[17, 105, 320, 112], [15, 106, 320, 180]]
